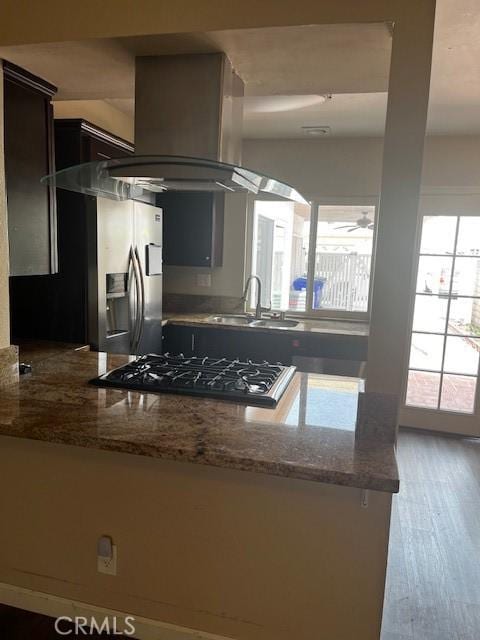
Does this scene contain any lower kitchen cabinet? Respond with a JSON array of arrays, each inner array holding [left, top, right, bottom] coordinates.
[[163, 325, 291, 363], [162, 324, 368, 369]]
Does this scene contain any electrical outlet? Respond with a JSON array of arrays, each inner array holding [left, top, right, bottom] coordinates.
[[97, 544, 117, 575], [97, 537, 117, 576], [197, 273, 212, 288]]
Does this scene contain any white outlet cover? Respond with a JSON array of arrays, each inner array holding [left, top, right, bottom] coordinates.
[[197, 273, 212, 287], [97, 545, 117, 576]]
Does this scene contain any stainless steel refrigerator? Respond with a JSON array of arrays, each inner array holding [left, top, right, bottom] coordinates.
[[88, 198, 163, 355]]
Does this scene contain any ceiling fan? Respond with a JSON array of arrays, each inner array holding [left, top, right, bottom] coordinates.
[[335, 212, 374, 232]]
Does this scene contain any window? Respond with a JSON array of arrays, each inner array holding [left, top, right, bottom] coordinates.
[[250, 201, 376, 317], [251, 201, 311, 311]]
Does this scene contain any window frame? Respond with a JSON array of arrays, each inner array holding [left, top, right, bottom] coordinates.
[[245, 195, 378, 321]]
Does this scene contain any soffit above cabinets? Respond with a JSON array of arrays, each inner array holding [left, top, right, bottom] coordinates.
[[0, 23, 391, 100], [1, 1, 480, 137], [115, 23, 392, 96]]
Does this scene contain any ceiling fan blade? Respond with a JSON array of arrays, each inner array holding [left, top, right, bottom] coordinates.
[[335, 225, 354, 230], [348, 227, 359, 232], [368, 223, 375, 229]]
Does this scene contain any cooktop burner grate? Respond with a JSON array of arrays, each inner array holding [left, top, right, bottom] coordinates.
[[90, 354, 296, 407]]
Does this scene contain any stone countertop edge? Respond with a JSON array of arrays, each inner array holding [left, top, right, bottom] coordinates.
[[1, 426, 399, 494]]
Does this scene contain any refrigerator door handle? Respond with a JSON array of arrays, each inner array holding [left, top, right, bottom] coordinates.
[[134, 246, 146, 351], [128, 246, 141, 353]]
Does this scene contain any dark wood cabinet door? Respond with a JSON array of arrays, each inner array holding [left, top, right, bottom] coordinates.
[[52, 120, 134, 342], [4, 64, 57, 276], [9, 118, 134, 342], [162, 325, 196, 356], [159, 192, 224, 267], [163, 325, 293, 365], [292, 333, 368, 361], [162, 324, 369, 369]]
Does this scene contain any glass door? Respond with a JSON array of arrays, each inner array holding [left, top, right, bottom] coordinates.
[[401, 215, 480, 435]]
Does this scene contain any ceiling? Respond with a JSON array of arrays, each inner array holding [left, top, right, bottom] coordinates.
[[244, 93, 389, 139], [0, 0, 478, 139]]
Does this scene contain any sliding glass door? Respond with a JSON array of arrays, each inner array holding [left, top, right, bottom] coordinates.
[[401, 215, 480, 435]]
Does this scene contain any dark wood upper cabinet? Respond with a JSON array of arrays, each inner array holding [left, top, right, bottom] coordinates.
[[3, 61, 57, 276], [157, 192, 224, 267], [9, 119, 133, 343], [54, 119, 134, 169]]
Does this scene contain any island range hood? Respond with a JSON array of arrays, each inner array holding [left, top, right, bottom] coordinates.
[[42, 53, 307, 204]]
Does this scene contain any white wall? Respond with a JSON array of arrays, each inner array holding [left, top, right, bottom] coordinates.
[[244, 138, 384, 200], [244, 135, 480, 198], [0, 62, 10, 349], [0, 436, 392, 640], [422, 137, 480, 189]]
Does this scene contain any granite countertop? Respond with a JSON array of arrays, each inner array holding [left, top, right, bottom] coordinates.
[[0, 347, 398, 493], [16, 339, 90, 363], [164, 313, 369, 337]]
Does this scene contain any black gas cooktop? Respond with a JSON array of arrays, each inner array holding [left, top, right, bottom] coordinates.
[[90, 354, 296, 407]]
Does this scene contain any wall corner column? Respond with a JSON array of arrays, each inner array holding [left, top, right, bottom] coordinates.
[[0, 61, 19, 385], [367, 2, 436, 408]]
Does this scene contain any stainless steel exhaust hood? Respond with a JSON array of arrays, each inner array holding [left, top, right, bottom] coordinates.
[[42, 53, 307, 204]]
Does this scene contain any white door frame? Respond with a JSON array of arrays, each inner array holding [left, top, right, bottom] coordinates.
[[399, 190, 480, 436]]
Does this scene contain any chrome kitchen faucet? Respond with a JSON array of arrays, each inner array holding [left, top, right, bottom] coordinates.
[[242, 275, 271, 319]]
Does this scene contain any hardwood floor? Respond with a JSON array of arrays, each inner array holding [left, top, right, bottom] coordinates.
[[382, 430, 480, 640]]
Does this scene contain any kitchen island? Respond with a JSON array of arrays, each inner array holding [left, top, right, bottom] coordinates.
[[0, 347, 397, 640]]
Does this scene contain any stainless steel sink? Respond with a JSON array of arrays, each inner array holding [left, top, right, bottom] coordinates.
[[208, 314, 252, 326], [249, 319, 299, 329], [207, 314, 299, 329]]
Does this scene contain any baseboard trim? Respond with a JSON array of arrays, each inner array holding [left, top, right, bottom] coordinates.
[[0, 582, 233, 640], [399, 425, 480, 440]]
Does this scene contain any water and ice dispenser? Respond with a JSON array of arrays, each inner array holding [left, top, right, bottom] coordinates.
[[105, 272, 129, 338]]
